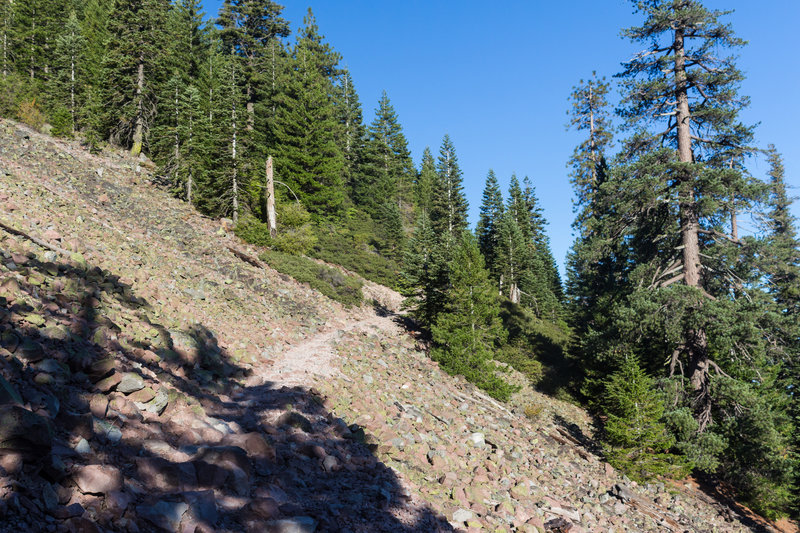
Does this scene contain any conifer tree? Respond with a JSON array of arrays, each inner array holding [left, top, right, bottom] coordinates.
[[334, 68, 365, 190], [402, 211, 448, 326], [51, 9, 85, 136], [476, 169, 504, 277], [567, 72, 612, 216], [272, 9, 345, 216], [357, 91, 414, 217], [151, 0, 211, 204], [103, 0, 170, 155], [602, 356, 688, 482], [431, 134, 468, 241], [431, 233, 512, 400], [414, 147, 437, 217]]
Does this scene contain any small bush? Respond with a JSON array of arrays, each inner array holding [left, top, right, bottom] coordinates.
[[259, 250, 363, 307], [17, 98, 45, 131], [311, 214, 400, 288], [524, 403, 544, 421], [235, 202, 317, 255]]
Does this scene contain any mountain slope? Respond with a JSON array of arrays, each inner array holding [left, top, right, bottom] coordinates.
[[0, 119, 789, 532]]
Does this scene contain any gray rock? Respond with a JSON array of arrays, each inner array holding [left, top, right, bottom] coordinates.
[[452, 508, 474, 523], [138, 500, 190, 531], [117, 372, 145, 394], [264, 517, 317, 533], [144, 387, 169, 415], [0, 405, 52, 458], [74, 438, 92, 455], [0, 375, 21, 405], [468, 432, 485, 448]]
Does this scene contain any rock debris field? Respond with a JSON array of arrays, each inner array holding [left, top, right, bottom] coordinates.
[[0, 118, 789, 532]]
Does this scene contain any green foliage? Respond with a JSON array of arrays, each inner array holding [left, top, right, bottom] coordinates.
[[259, 250, 362, 308], [430, 234, 516, 401], [235, 202, 317, 255], [311, 214, 400, 288], [602, 356, 691, 482], [49, 106, 74, 138]]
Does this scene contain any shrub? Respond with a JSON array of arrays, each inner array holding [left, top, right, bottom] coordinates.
[[524, 403, 544, 422], [49, 106, 74, 138], [235, 201, 317, 255], [259, 250, 363, 307], [311, 213, 400, 288], [17, 98, 45, 131]]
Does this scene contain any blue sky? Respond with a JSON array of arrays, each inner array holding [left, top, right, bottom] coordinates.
[[202, 1, 800, 276]]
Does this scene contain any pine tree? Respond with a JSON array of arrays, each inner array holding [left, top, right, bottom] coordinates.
[[431, 134, 468, 241], [496, 208, 527, 304], [431, 233, 513, 400], [476, 169, 504, 277]]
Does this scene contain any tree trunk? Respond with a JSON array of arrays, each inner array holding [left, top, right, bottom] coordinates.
[[29, 5, 35, 80], [2, 0, 8, 80], [674, 26, 710, 424], [266, 156, 277, 238], [131, 52, 145, 157], [69, 30, 75, 134], [231, 57, 238, 225]]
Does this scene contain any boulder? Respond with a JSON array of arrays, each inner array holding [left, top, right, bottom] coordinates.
[[73, 464, 123, 495], [0, 405, 52, 459]]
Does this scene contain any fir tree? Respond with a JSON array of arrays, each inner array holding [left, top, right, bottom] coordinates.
[[602, 356, 688, 482], [357, 91, 414, 217], [333, 68, 365, 190], [103, 0, 170, 155], [272, 8, 345, 216], [476, 169, 504, 277], [431, 233, 513, 400], [431, 134, 468, 241], [414, 147, 437, 217]]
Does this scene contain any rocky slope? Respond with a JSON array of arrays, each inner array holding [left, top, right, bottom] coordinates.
[[0, 118, 792, 532]]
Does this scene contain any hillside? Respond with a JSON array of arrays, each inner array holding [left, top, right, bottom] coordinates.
[[0, 118, 791, 532]]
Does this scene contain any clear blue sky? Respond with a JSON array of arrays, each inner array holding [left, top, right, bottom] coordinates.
[[202, 0, 800, 276]]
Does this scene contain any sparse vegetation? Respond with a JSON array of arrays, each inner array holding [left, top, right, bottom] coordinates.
[[259, 249, 363, 308]]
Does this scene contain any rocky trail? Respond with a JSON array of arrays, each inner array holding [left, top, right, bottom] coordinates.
[[0, 118, 793, 532]]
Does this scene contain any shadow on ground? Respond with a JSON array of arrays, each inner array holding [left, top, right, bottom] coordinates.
[[0, 233, 454, 532]]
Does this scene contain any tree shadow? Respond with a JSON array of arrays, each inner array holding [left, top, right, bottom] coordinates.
[[551, 414, 602, 459], [0, 238, 454, 532]]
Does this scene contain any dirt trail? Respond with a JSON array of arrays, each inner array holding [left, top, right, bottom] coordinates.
[[257, 312, 401, 386]]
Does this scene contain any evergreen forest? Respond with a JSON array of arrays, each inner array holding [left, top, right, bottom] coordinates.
[[0, 0, 797, 522]]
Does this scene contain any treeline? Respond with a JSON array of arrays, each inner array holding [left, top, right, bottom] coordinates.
[[565, 1, 799, 519]]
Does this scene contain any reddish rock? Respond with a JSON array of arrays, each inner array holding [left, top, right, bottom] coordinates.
[[135, 457, 196, 492], [73, 465, 123, 495], [247, 497, 280, 519], [95, 372, 122, 392], [89, 395, 108, 418]]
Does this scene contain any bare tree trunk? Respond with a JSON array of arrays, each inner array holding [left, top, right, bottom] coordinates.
[[674, 27, 710, 424], [69, 29, 75, 134], [208, 58, 213, 122], [2, 0, 8, 80], [729, 160, 738, 241], [230, 56, 238, 225], [266, 156, 276, 238], [29, 5, 35, 79], [131, 52, 145, 156], [187, 110, 193, 205], [589, 84, 597, 186]]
